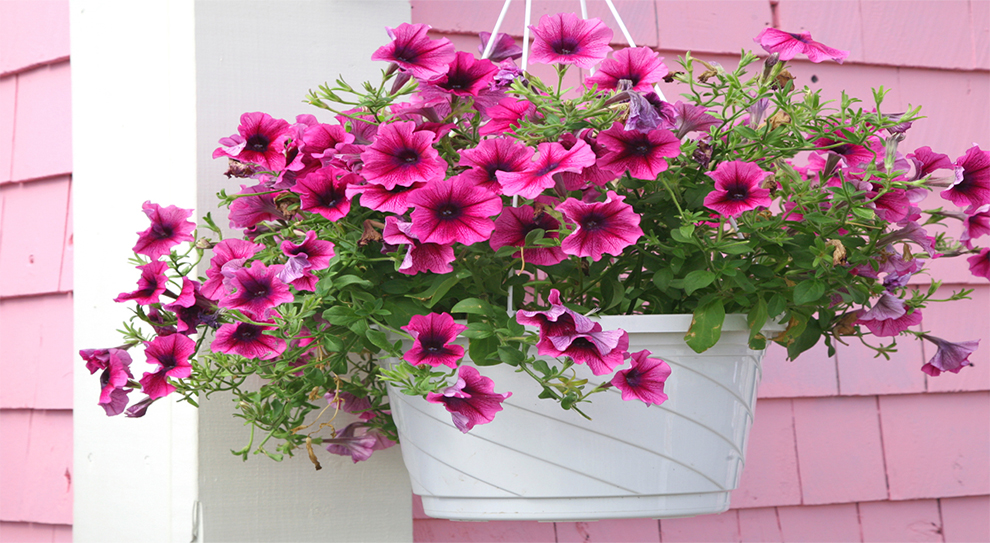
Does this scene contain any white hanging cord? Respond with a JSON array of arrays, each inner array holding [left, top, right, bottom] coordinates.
[[521, 0, 533, 71], [482, 0, 514, 60], [603, 0, 635, 47], [577, 0, 596, 76]]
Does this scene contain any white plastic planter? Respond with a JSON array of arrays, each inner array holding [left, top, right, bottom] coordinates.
[[387, 314, 779, 521]]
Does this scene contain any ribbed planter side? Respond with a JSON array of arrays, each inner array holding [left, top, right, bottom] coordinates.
[[387, 314, 777, 521]]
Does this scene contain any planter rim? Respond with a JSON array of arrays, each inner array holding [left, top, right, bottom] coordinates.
[[593, 313, 785, 334]]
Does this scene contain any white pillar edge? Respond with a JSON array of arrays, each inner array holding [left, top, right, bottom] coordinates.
[[71, 1, 199, 541]]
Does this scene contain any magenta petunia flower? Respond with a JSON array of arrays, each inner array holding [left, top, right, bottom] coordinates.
[[703, 161, 773, 218], [516, 289, 597, 355], [547, 323, 630, 376], [93, 348, 133, 416], [132, 201, 196, 260], [211, 321, 287, 360], [201, 239, 264, 300], [80, 347, 114, 374], [212, 112, 293, 172], [114, 260, 169, 305], [326, 391, 375, 421], [277, 230, 336, 291], [959, 206, 990, 249], [426, 365, 512, 433], [139, 334, 195, 400], [671, 101, 719, 139], [497, 140, 597, 198], [293, 166, 360, 222], [907, 146, 954, 181], [347, 180, 426, 214], [857, 303, 922, 337], [969, 247, 990, 280], [360, 121, 447, 190], [458, 137, 534, 194], [479, 31, 522, 62], [371, 23, 456, 79], [228, 184, 286, 229], [754, 28, 849, 64], [596, 121, 680, 179], [626, 91, 676, 133], [479, 97, 537, 137], [585, 47, 668, 92], [218, 260, 294, 319], [325, 422, 395, 463], [402, 312, 467, 368], [383, 216, 456, 275], [408, 177, 503, 246], [611, 349, 671, 405], [162, 277, 217, 334], [529, 13, 612, 69], [558, 191, 643, 261], [426, 51, 498, 97], [490, 204, 567, 266], [809, 132, 883, 175], [920, 335, 980, 376], [941, 145, 990, 211]]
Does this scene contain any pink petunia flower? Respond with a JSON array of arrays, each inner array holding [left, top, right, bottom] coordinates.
[[960, 205, 990, 249], [277, 230, 336, 291], [91, 348, 134, 416], [293, 166, 360, 222], [114, 261, 170, 305], [969, 247, 990, 280], [546, 323, 630, 376], [529, 13, 612, 69], [139, 334, 196, 400], [941, 145, 990, 212], [408, 176, 503, 246], [907, 146, 954, 181], [671, 101, 719, 139], [516, 289, 597, 355], [211, 321, 287, 360], [212, 112, 293, 172], [201, 239, 264, 300], [228, 184, 286, 229], [324, 422, 396, 463], [558, 191, 644, 261], [857, 295, 922, 337], [426, 365, 512, 433], [920, 334, 980, 376], [382, 216, 456, 275], [703, 161, 773, 218], [585, 47, 668, 93], [458, 137, 534, 194], [401, 312, 467, 368], [754, 28, 849, 64], [218, 260, 294, 320], [347, 180, 426, 214], [132, 201, 196, 260], [326, 391, 375, 421], [490, 204, 567, 266], [479, 97, 536, 137], [371, 23, 456, 80], [426, 51, 498, 97], [478, 32, 522, 62], [611, 349, 671, 405], [497, 140, 596, 198], [360, 121, 447, 189], [596, 121, 680, 179]]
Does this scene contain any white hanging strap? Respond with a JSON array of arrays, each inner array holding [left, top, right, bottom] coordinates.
[[521, 0, 533, 71], [482, 0, 514, 60], [603, 0, 635, 47]]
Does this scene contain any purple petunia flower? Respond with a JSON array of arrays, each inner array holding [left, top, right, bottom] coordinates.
[[754, 28, 849, 64], [293, 166, 360, 222], [326, 391, 375, 421], [114, 260, 170, 305], [408, 176, 503, 246], [211, 321, 287, 360], [479, 31, 523, 62], [90, 348, 133, 416], [497, 140, 596, 199], [426, 365, 512, 433], [371, 23, 456, 80], [490, 204, 567, 266], [611, 349, 671, 405], [516, 289, 598, 355], [671, 101, 719, 139], [201, 239, 264, 300], [558, 191, 644, 261], [132, 201, 196, 260], [585, 47, 668, 93], [703, 160, 773, 218], [402, 312, 467, 368], [458, 137, 534, 194], [920, 334, 980, 376], [426, 51, 498, 97], [907, 146, 954, 181], [960, 205, 990, 249], [596, 121, 680, 179], [212, 112, 293, 172], [347, 180, 426, 215], [324, 422, 396, 463], [361, 121, 447, 190], [277, 230, 336, 291], [941, 145, 990, 212], [162, 277, 218, 334], [139, 334, 195, 400], [857, 294, 922, 337], [625, 91, 676, 133], [969, 247, 990, 280], [529, 13, 612, 69], [382, 216, 456, 275], [546, 323, 630, 376], [219, 260, 294, 320]]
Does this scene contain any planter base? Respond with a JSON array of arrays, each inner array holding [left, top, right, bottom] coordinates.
[[420, 492, 731, 521]]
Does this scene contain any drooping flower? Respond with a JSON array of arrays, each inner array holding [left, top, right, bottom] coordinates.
[[132, 201, 196, 260], [611, 349, 671, 405], [585, 47, 668, 92], [920, 335, 980, 376], [162, 277, 218, 334], [426, 51, 498, 97], [960, 205, 990, 249], [218, 260, 293, 319], [857, 294, 922, 337], [201, 239, 264, 300], [529, 13, 612, 69], [277, 230, 336, 291], [546, 323, 630, 376], [211, 321, 287, 360], [596, 121, 680, 179], [478, 31, 522, 62], [124, 396, 157, 418], [382, 216, 456, 275], [941, 145, 990, 211], [670, 101, 719, 139], [703, 161, 773, 218], [458, 137, 534, 194], [479, 97, 536, 136], [90, 348, 133, 416], [228, 184, 286, 229], [360, 121, 447, 189], [754, 28, 849, 64], [516, 289, 597, 355], [426, 365, 512, 433], [497, 140, 596, 198], [139, 333, 196, 400], [326, 391, 375, 421], [212, 112, 292, 172], [293, 166, 360, 222], [114, 261, 169, 305], [969, 247, 990, 280], [490, 204, 567, 266], [625, 91, 676, 133], [408, 176, 503, 246], [907, 146, 953, 181], [558, 191, 644, 261], [324, 422, 395, 463], [371, 23, 456, 79], [401, 312, 467, 368]]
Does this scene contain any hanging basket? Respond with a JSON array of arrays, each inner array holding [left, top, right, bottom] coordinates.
[[386, 314, 779, 521]]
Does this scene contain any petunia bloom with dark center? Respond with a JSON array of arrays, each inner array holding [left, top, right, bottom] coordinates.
[[490, 204, 567, 266], [402, 312, 467, 368], [218, 260, 294, 320], [114, 260, 170, 305], [611, 349, 671, 405], [703, 160, 773, 218], [558, 191, 643, 261], [371, 23, 456, 79], [293, 166, 360, 222], [139, 334, 195, 400], [754, 28, 849, 64], [408, 176, 503, 246], [427, 51, 498, 97], [212, 112, 293, 172], [361, 121, 447, 190], [426, 366, 512, 433], [132, 201, 196, 260], [211, 321, 287, 361], [941, 145, 990, 211], [585, 47, 668, 93], [596, 121, 680, 180], [529, 13, 612, 69]]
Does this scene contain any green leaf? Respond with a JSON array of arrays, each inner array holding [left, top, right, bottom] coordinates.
[[685, 296, 726, 353], [365, 329, 394, 353], [721, 242, 752, 255], [462, 322, 494, 339], [497, 346, 525, 367], [332, 275, 373, 289], [322, 306, 360, 326], [793, 279, 826, 305], [532, 359, 552, 376], [787, 317, 822, 360], [683, 270, 716, 295], [451, 297, 492, 316], [468, 336, 499, 366], [747, 297, 768, 349], [851, 207, 876, 221], [652, 268, 673, 291]]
